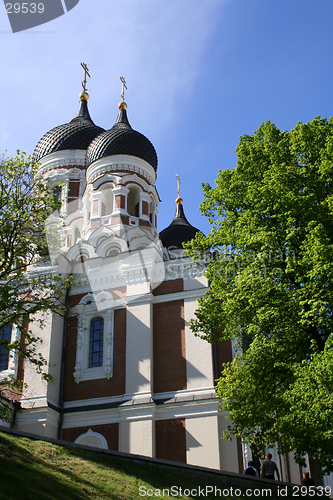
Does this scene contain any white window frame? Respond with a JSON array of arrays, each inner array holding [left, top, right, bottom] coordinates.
[[73, 291, 114, 383], [0, 324, 20, 381]]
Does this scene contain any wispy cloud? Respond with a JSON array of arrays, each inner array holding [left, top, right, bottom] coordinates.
[[0, 0, 228, 155]]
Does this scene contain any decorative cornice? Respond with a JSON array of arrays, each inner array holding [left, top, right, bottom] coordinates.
[[68, 255, 207, 297], [61, 394, 220, 428], [86, 155, 156, 186], [37, 150, 87, 176], [153, 288, 207, 304]]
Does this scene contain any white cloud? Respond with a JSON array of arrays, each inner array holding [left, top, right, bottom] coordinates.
[[0, 0, 228, 155]]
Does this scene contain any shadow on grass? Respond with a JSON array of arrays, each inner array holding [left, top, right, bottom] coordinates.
[[0, 434, 94, 500], [0, 432, 254, 500]]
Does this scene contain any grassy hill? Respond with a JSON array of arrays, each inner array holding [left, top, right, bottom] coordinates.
[[0, 431, 234, 500]]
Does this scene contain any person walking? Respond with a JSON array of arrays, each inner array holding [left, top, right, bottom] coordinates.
[[302, 472, 315, 486], [243, 460, 259, 477], [260, 453, 280, 480]]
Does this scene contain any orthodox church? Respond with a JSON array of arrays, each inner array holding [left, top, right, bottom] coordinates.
[[0, 75, 310, 484]]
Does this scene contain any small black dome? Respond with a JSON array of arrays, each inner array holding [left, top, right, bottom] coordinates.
[[159, 202, 200, 250], [34, 98, 104, 163], [86, 106, 158, 171]]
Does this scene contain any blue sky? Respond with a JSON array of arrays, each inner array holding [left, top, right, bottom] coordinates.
[[1, 0, 332, 234]]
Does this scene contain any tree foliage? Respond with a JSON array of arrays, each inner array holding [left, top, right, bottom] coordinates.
[[186, 117, 333, 473], [0, 152, 71, 421]]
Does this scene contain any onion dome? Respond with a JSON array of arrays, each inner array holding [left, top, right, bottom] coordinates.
[[159, 197, 200, 249], [86, 101, 158, 171], [34, 92, 105, 163]]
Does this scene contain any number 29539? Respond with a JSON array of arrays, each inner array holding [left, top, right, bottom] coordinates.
[[6, 3, 45, 14]]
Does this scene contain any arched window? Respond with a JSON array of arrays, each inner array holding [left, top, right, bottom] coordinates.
[[100, 185, 114, 216], [150, 200, 155, 226], [0, 325, 12, 371], [53, 185, 62, 207], [127, 186, 140, 217], [89, 317, 104, 368], [74, 227, 80, 243]]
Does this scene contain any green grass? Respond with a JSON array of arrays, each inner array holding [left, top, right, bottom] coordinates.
[[0, 431, 236, 500], [0, 431, 284, 500]]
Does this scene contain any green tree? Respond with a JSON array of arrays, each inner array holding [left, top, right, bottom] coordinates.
[[186, 117, 333, 474], [0, 152, 70, 422]]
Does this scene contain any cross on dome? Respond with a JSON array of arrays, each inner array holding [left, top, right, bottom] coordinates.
[[81, 62, 90, 92], [176, 174, 181, 198], [120, 76, 127, 102]]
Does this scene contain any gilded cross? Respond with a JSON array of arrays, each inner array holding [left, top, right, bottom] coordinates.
[[81, 63, 90, 92], [120, 76, 127, 102], [176, 174, 181, 198]]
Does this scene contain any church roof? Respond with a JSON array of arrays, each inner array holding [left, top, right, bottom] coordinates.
[[34, 93, 105, 163], [159, 198, 200, 250], [86, 103, 158, 171]]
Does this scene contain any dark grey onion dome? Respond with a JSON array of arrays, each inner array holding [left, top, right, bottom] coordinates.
[[34, 93, 105, 163], [86, 102, 158, 171], [159, 199, 200, 250]]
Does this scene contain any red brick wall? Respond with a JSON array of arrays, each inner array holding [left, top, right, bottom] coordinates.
[[110, 215, 129, 226], [142, 201, 149, 216], [63, 308, 126, 401], [153, 279, 183, 296], [69, 293, 89, 307], [87, 220, 100, 230], [215, 339, 233, 376], [91, 200, 99, 214], [62, 423, 119, 451], [115, 195, 126, 209], [155, 419, 186, 463], [153, 300, 186, 393], [68, 181, 80, 198], [237, 436, 244, 473], [68, 181, 80, 215], [17, 319, 29, 388], [67, 199, 78, 215], [139, 219, 150, 227]]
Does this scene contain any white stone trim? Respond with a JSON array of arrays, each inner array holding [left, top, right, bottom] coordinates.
[[69, 256, 207, 295], [153, 387, 217, 403], [185, 297, 214, 390], [154, 399, 220, 421], [0, 324, 20, 381], [69, 287, 207, 313], [111, 185, 130, 216], [153, 288, 207, 304], [86, 155, 156, 186], [63, 394, 125, 410], [73, 292, 115, 383], [37, 150, 87, 175], [74, 429, 108, 449], [112, 185, 130, 197], [61, 398, 220, 430], [20, 396, 52, 409], [16, 406, 60, 434], [65, 242, 96, 261], [63, 408, 121, 428]]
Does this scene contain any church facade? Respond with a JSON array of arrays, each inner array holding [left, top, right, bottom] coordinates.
[[0, 80, 313, 485], [4, 85, 243, 473]]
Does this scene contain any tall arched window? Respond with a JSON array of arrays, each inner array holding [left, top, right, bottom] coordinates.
[[127, 186, 140, 217], [0, 324, 12, 371], [100, 184, 114, 216], [89, 317, 104, 368]]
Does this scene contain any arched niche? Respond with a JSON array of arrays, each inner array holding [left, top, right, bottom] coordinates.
[[100, 183, 114, 216], [127, 185, 141, 217], [149, 199, 156, 226], [74, 429, 108, 449]]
